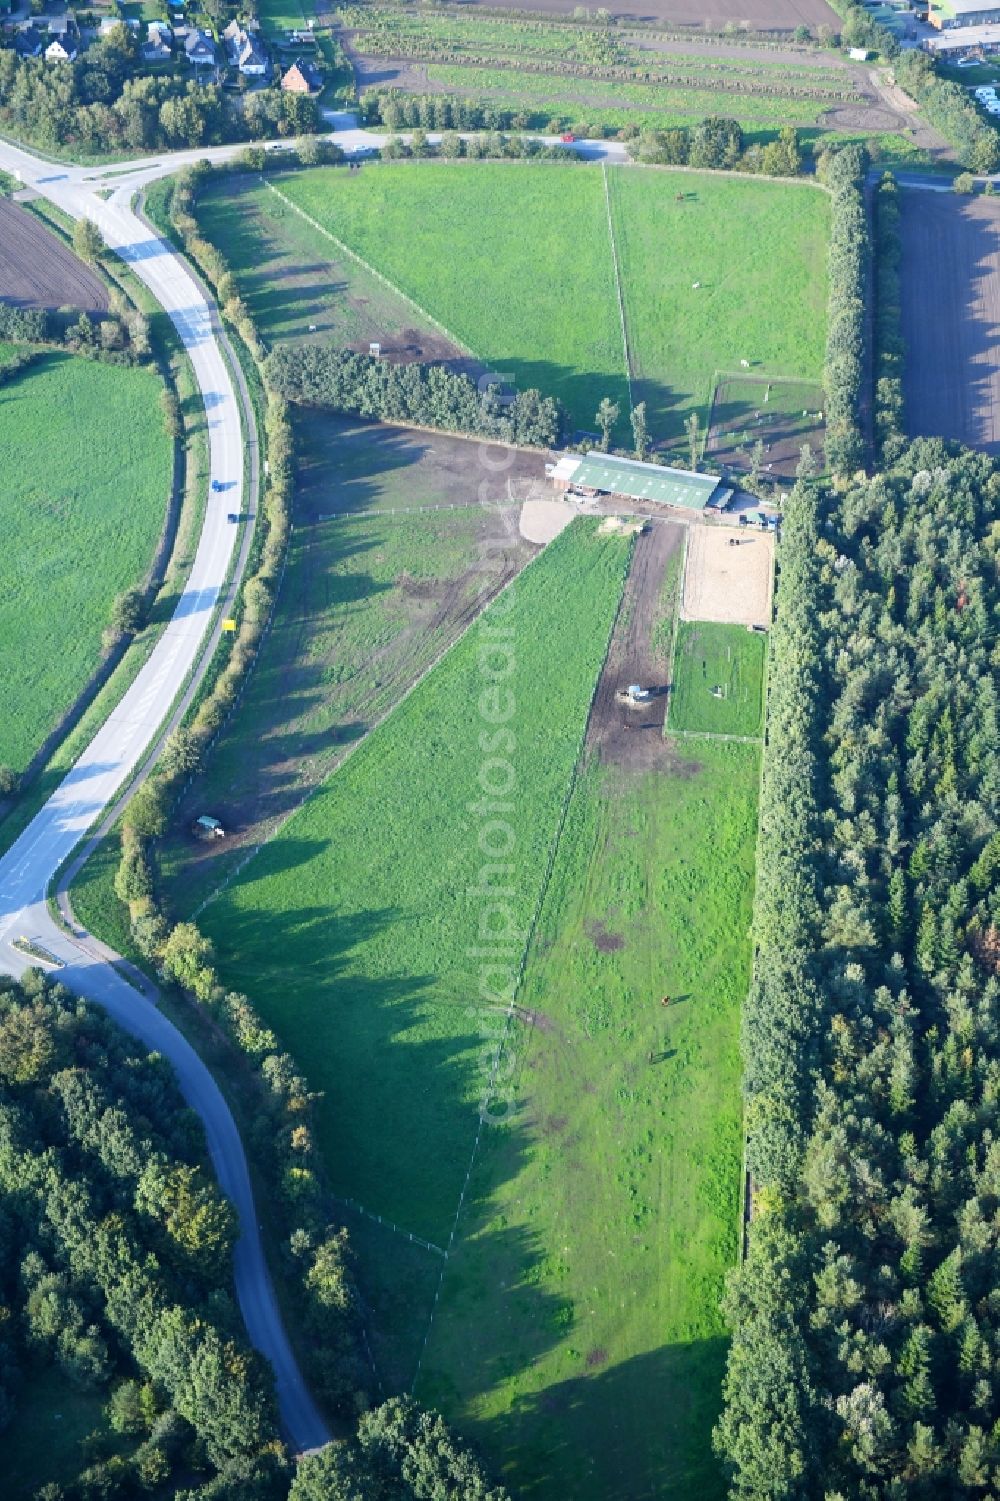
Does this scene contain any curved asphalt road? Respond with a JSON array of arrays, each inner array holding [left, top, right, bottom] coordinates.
[[0, 137, 329, 1454]]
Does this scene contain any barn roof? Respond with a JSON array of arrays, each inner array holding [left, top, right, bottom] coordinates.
[[569, 452, 727, 511]]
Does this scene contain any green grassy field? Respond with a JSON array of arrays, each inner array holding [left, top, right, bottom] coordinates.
[[76, 413, 541, 949], [195, 175, 453, 354], [274, 163, 632, 437], [198, 520, 631, 1241], [606, 167, 829, 443], [415, 737, 759, 1500], [262, 163, 828, 445], [669, 622, 767, 738], [157, 483, 537, 910], [0, 353, 171, 775]]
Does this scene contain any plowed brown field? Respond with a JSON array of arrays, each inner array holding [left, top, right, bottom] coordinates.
[[899, 190, 1000, 453], [0, 200, 108, 313]]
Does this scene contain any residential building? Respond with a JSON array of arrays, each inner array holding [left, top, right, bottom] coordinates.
[[184, 29, 217, 68], [280, 57, 322, 94]]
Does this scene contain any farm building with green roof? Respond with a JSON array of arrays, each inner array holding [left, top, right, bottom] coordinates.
[[549, 452, 732, 513]]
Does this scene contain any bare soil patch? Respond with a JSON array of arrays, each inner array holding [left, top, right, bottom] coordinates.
[[819, 103, 904, 133], [587, 918, 625, 952], [899, 190, 1000, 453], [519, 497, 575, 543], [0, 200, 108, 313], [681, 522, 773, 628], [706, 375, 825, 478], [587, 520, 688, 770]]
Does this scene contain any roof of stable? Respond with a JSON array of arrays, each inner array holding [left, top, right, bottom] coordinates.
[[935, 0, 1000, 16], [568, 452, 727, 511]]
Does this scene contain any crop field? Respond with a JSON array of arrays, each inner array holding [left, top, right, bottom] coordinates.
[[417, 65, 831, 130], [155, 419, 541, 911], [606, 167, 829, 445], [342, 4, 862, 132], [262, 163, 828, 445], [0, 353, 171, 776], [273, 162, 631, 436], [899, 189, 1000, 453], [470, 0, 838, 23], [197, 520, 632, 1240], [668, 621, 767, 737], [0, 199, 109, 312]]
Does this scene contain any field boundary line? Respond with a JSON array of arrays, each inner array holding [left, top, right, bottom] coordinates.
[[264, 179, 480, 361], [332, 1195, 447, 1258], [665, 525, 690, 723], [602, 163, 634, 412], [319, 500, 520, 520], [668, 727, 762, 744], [409, 530, 637, 1394], [193, 522, 557, 919]]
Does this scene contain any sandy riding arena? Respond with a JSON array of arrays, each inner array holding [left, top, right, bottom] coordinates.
[[680, 523, 773, 629]]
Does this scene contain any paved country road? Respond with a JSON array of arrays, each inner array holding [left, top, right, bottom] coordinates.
[[0, 135, 330, 1454]]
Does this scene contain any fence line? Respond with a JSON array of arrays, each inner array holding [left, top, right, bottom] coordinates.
[[331, 1195, 447, 1259], [409, 529, 637, 1393], [195, 534, 555, 919], [602, 162, 634, 413], [264, 180, 479, 360]]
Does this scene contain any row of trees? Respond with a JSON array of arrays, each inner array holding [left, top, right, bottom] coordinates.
[[0, 43, 317, 156], [265, 344, 565, 448], [821, 143, 868, 476], [379, 128, 578, 163], [361, 92, 808, 179], [0, 972, 279, 1495], [634, 119, 804, 178], [874, 171, 906, 465], [0, 290, 148, 366], [717, 432, 1000, 1495], [896, 50, 1000, 175]]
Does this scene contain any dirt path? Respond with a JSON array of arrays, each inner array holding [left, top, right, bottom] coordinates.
[[587, 520, 685, 771]]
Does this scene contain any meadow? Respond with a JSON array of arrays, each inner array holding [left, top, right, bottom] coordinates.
[[669, 621, 767, 737], [0, 353, 171, 775], [265, 163, 829, 445], [274, 163, 632, 436], [193, 175, 452, 355], [415, 738, 760, 1500], [77, 413, 541, 946], [606, 166, 829, 443], [197, 520, 632, 1241]]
